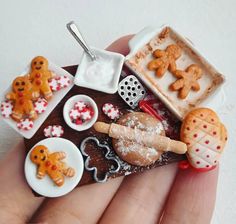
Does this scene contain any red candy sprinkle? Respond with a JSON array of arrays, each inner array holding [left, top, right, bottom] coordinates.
[[75, 118, 83, 125], [70, 101, 94, 125], [46, 161, 51, 167], [195, 149, 199, 152], [193, 134, 198, 138], [52, 165, 57, 170], [196, 161, 200, 164], [205, 140, 209, 144], [217, 146, 221, 150], [203, 125, 207, 128], [36, 80, 42, 85]]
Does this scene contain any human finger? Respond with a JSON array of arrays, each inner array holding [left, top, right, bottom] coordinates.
[[160, 167, 218, 224], [0, 140, 44, 223], [99, 163, 178, 224]]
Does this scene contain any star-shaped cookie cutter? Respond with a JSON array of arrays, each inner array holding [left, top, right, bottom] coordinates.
[[80, 137, 121, 183]]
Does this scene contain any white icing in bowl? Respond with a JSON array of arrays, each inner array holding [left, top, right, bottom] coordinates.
[[74, 47, 125, 94]]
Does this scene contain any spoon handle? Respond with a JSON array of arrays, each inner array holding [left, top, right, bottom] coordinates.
[[67, 21, 97, 60]]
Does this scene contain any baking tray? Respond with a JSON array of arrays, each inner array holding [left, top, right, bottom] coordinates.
[[125, 26, 225, 120]]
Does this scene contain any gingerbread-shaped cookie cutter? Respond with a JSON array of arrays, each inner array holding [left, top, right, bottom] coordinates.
[[80, 137, 120, 183]]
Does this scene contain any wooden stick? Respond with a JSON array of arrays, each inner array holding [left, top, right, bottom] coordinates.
[[93, 122, 187, 154]]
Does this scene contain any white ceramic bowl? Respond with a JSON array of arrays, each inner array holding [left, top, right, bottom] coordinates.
[[63, 94, 98, 131], [74, 47, 125, 94], [24, 138, 84, 197]]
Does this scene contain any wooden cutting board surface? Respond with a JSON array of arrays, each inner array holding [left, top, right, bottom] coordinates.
[[24, 65, 185, 187]]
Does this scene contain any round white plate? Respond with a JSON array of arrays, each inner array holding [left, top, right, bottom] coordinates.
[[24, 138, 84, 197], [63, 94, 98, 131]]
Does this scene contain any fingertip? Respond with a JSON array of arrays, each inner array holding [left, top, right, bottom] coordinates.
[[161, 166, 219, 224]]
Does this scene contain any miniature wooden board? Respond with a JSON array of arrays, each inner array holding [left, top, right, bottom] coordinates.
[[24, 65, 186, 187]]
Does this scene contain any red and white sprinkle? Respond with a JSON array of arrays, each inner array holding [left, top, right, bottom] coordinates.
[[102, 103, 120, 120], [74, 101, 87, 111], [48, 78, 61, 91], [69, 108, 81, 120], [80, 109, 92, 121], [17, 118, 34, 131], [1, 101, 13, 118], [43, 125, 53, 137], [51, 125, 64, 137], [57, 75, 70, 88], [34, 98, 48, 114], [69, 101, 94, 125]]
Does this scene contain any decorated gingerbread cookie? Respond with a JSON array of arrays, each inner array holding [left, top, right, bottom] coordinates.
[[180, 108, 227, 171], [30, 145, 75, 186], [147, 44, 182, 78], [170, 64, 202, 99], [6, 76, 37, 122], [29, 56, 54, 100]]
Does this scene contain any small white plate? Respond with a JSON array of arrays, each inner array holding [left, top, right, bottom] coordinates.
[[24, 138, 84, 197], [63, 94, 98, 131], [0, 61, 74, 139]]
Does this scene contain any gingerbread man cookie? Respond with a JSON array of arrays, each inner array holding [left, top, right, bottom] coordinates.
[[170, 64, 202, 99], [29, 56, 53, 100], [180, 108, 227, 171], [30, 145, 75, 186], [6, 76, 37, 122], [147, 44, 182, 78]]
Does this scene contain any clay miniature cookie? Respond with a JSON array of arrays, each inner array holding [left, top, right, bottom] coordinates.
[[147, 44, 182, 78], [170, 64, 202, 99], [30, 145, 75, 186], [6, 76, 37, 122], [29, 56, 54, 100], [180, 108, 227, 171], [112, 112, 165, 166]]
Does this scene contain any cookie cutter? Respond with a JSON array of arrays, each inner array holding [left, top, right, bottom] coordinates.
[[80, 137, 121, 183], [118, 75, 146, 109]]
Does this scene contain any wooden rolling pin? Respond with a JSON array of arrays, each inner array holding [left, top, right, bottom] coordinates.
[[93, 122, 187, 154]]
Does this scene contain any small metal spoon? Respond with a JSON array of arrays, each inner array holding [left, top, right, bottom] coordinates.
[[67, 21, 97, 61]]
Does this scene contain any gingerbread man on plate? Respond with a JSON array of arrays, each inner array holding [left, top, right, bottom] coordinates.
[[6, 76, 37, 121], [170, 64, 202, 99], [147, 44, 182, 78], [29, 56, 54, 100], [30, 145, 75, 186]]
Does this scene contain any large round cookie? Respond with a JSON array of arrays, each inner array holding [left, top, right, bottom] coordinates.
[[180, 108, 227, 171], [112, 112, 165, 166]]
